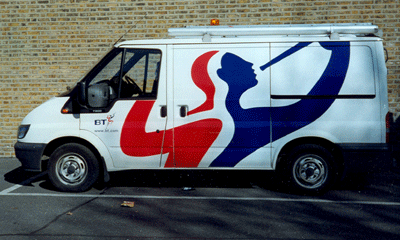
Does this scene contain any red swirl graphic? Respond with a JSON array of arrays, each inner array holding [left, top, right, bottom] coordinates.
[[188, 51, 218, 115]]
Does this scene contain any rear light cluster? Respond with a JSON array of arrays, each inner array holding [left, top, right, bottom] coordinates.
[[386, 112, 391, 143]]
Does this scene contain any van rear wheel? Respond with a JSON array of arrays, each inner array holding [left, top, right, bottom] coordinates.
[[282, 144, 337, 194], [48, 143, 99, 192]]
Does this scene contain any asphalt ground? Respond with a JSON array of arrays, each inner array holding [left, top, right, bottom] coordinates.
[[1, 157, 400, 240]]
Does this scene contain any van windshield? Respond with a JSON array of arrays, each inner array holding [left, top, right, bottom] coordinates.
[[84, 48, 124, 86]]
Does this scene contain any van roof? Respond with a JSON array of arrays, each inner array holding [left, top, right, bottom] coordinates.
[[115, 23, 382, 47]]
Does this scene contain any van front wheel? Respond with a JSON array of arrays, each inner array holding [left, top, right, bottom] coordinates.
[[282, 144, 337, 194], [48, 143, 99, 192]]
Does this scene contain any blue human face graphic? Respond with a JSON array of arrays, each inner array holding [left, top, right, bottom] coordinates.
[[217, 53, 258, 92]]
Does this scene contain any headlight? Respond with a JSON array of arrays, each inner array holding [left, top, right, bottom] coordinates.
[[18, 125, 30, 139]]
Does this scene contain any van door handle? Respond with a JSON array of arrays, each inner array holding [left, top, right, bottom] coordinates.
[[160, 105, 167, 118], [179, 105, 188, 118]]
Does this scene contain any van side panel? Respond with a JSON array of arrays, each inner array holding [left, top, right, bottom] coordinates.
[[271, 41, 387, 170], [169, 41, 387, 170]]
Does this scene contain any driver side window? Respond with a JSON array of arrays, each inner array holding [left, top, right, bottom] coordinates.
[[85, 48, 161, 109], [121, 49, 161, 99]]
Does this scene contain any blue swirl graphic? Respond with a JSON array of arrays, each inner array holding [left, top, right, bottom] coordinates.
[[210, 42, 350, 167]]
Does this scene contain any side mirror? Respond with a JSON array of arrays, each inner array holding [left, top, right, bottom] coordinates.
[[87, 82, 110, 108], [78, 81, 86, 105]]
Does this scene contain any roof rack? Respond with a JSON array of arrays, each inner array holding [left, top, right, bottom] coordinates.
[[168, 23, 381, 41]]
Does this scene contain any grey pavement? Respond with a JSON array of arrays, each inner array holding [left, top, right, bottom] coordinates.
[[1, 157, 400, 239]]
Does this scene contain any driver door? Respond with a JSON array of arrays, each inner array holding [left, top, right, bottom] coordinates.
[[79, 47, 167, 169]]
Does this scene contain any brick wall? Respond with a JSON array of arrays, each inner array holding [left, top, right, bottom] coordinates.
[[1, 0, 399, 157]]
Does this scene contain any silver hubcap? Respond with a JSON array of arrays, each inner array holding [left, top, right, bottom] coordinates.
[[56, 154, 87, 186], [293, 155, 327, 189]]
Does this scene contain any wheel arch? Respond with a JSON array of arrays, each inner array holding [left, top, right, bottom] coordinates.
[[43, 136, 110, 182], [275, 137, 345, 177]]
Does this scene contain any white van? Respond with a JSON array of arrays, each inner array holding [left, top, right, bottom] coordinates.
[[15, 23, 390, 193]]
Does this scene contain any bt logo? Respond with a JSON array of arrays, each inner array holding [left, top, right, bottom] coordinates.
[[94, 113, 115, 126]]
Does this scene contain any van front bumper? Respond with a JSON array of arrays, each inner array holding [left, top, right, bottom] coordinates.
[[14, 142, 46, 172]]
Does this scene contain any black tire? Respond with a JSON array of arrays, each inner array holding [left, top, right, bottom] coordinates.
[[280, 144, 337, 194], [48, 143, 99, 192]]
